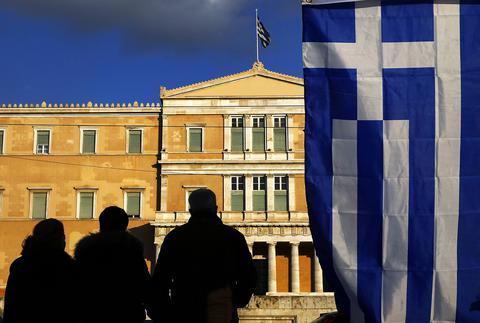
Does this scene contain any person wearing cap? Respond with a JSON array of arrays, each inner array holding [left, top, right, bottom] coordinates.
[[148, 188, 256, 323]]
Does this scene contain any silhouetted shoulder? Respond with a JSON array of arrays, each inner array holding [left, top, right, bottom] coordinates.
[[75, 231, 143, 258]]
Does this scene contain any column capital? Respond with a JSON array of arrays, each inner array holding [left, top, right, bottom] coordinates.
[[223, 114, 230, 121], [290, 241, 301, 246], [267, 241, 277, 246]]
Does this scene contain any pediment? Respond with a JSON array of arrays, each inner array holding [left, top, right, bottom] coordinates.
[[161, 62, 304, 99]]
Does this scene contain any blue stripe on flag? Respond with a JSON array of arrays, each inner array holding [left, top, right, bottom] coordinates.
[[383, 68, 435, 322], [302, 3, 356, 43], [357, 121, 383, 323], [304, 67, 351, 315], [381, 0, 434, 43], [457, 3, 480, 321]]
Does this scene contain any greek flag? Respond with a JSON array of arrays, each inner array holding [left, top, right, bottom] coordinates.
[[257, 16, 271, 48], [303, 1, 480, 322]]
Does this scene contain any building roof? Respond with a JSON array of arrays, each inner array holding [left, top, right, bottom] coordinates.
[[160, 62, 304, 99]]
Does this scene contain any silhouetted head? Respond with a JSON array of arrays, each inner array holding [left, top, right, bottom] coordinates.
[[188, 188, 218, 218], [99, 206, 129, 232], [22, 218, 66, 255]]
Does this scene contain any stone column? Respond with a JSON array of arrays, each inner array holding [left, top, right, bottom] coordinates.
[[160, 175, 168, 212], [223, 115, 230, 154], [288, 175, 295, 212], [267, 242, 277, 293], [161, 115, 168, 160], [245, 175, 253, 211], [314, 254, 324, 293], [291, 241, 300, 293], [223, 175, 231, 211], [287, 114, 294, 160], [244, 115, 252, 155], [266, 175, 275, 212], [266, 114, 274, 153]]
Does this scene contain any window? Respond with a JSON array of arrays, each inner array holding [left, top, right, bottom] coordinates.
[[252, 175, 266, 211], [81, 129, 96, 154], [252, 117, 265, 152], [125, 192, 141, 218], [231, 176, 245, 211], [273, 116, 287, 151], [231, 117, 244, 152], [31, 191, 48, 219], [36, 130, 50, 154], [274, 176, 288, 211], [78, 191, 95, 219], [128, 129, 142, 153], [188, 127, 203, 152], [0, 129, 4, 154]]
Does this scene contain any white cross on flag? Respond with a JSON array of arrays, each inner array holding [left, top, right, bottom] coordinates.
[[303, 0, 480, 322]]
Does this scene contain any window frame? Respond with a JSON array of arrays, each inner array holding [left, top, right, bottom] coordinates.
[[0, 128, 5, 155], [186, 126, 204, 153], [252, 175, 266, 211], [126, 128, 144, 154], [273, 115, 287, 152], [252, 116, 266, 152], [123, 190, 143, 219], [76, 190, 97, 219], [80, 127, 98, 154], [29, 189, 51, 219], [34, 128, 52, 155], [274, 175, 289, 211], [230, 116, 244, 152], [231, 176, 245, 211]]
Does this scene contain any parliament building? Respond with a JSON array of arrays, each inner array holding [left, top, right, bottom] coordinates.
[[0, 62, 335, 322]]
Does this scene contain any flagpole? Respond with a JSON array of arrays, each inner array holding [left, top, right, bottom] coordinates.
[[256, 9, 259, 62]]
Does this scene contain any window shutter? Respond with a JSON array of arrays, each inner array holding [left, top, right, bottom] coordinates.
[[274, 191, 288, 211], [32, 192, 47, 219], [37, 131, 49, 145], [253, 191, 266, 211], [129, 130, 142, 153], [231, 191, 244, 211], [252, 128, 265, 152], [82, 130, 96, 153], [79, 192, 94, 219], [274, 128, 287, 151], [0, 131, 3, 154], [189, 128, 202, 152], [231, 128, 243, 152], [127, 192, 141, 217]]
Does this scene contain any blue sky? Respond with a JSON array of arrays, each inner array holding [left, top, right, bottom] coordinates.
[[0, 0, 302, 104]]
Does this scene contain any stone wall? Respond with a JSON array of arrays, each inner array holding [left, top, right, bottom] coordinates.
[[239, 295, 336, 323]]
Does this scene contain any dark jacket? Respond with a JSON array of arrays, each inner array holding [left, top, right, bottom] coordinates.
[[149, 215, 256, 323], [74, 231, 151, 323], [3, 249, 78, 323]]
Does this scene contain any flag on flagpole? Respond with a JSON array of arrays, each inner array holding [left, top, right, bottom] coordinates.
[[256, 16, 270, 48], [303, 0, 480, 322]]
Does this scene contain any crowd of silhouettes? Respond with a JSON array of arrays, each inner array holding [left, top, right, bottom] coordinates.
[[2, 188, 256, 323]]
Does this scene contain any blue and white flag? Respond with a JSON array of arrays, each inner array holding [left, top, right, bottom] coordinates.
[[303, 1, 480, 322]]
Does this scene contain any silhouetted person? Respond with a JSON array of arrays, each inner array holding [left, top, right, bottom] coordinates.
[[3, 219, 79, 323], [149, 188, 256, 323], [74, 206, 151, 323]]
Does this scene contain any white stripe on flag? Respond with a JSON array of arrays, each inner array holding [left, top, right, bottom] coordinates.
[[332, 120, 364, 323], [432, 2, 461, 321], [382, 120, 409, 323], [383, 42, 435, 68]]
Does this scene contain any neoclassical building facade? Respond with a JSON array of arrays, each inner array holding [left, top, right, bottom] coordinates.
[[0, 63, 335, 322], [155, 62, 335, 321]]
